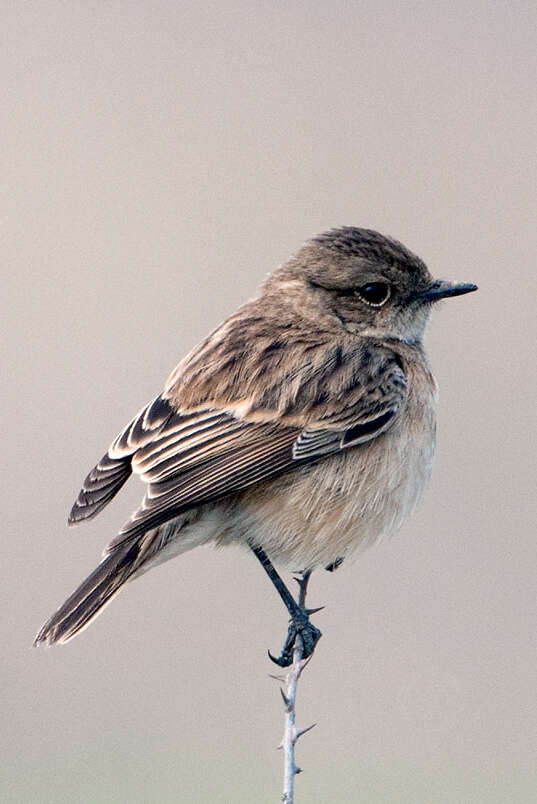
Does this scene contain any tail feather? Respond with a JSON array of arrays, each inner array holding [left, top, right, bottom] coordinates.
[[34, 540, 145, 646]]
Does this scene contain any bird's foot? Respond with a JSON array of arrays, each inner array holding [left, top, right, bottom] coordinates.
[[325, 556, 344, 572], [268, 611, 322, 668]]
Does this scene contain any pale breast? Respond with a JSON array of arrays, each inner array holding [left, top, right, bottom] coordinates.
[[235, 376, 436, 570]]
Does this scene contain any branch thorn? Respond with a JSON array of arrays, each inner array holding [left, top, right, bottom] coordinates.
[[279, 687, 290, 709], [295, 722, 316, 740]]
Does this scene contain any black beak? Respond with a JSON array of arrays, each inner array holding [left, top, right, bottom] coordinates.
[[415, 279, 478, 303]]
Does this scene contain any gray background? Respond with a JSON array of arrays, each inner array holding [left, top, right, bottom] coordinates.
[[3, 2, 536, 802]]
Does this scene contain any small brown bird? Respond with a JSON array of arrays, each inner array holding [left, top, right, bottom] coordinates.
[[35, 227, 477, 664]]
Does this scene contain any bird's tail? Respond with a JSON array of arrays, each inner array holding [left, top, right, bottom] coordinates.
[[34, 539, 148, 646]]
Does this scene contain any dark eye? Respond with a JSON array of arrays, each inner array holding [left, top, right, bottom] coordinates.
[[356, 282, 390, 307]]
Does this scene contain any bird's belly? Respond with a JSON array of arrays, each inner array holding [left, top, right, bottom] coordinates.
[[235, 421, 435, 570]]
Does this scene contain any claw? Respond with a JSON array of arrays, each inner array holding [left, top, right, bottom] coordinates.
[[268, 615, 322, 667], [268, 648, 294, 668]]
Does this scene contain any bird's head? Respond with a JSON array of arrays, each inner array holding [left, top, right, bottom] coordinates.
[[266, 227, 477, 344]]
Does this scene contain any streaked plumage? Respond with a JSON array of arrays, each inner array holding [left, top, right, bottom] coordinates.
[[35, 227, 476, 647]]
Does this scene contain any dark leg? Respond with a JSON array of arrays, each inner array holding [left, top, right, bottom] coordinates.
[[248, 542, 322, 667]]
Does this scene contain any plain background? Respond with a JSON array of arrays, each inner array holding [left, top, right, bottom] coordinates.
[[3, 2, 536, 802]]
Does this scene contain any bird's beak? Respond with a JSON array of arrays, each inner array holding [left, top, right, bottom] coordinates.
[[415, 279, 478, 303]]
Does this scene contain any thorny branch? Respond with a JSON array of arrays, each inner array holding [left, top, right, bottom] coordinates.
[[270, 573, 319, 804]]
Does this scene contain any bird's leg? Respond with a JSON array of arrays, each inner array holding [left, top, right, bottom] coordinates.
[[248, 542, 322, 667]]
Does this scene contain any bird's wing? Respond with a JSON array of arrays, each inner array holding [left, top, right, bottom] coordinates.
[[69, 349, 406, 549], [68, 396, 174, 524]]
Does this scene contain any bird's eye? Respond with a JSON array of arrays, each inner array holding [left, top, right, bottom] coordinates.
[[356, 282, 390, 307]]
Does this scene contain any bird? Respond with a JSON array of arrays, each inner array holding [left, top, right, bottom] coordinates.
[[34, 226, 477, 665]]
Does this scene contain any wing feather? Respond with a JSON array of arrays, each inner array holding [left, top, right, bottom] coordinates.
[[112, 422, 299, 545], [69, 396, 175, 524], [69, 344, 407, 548]]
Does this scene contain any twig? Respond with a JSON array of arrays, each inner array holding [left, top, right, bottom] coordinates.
[[275, 573, 317, 804]]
